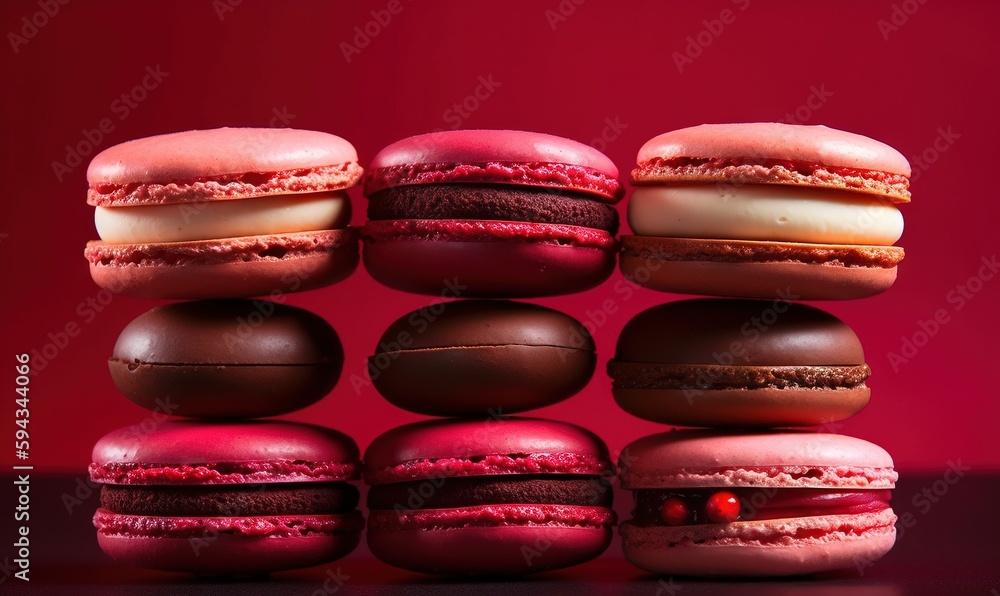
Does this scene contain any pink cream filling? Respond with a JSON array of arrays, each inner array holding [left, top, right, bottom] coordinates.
[[368, 504, 615, 531], [363, 162, 623, 201], [365, 453, 612, 485], [88, 460, 358, 485], [361, 219, 617, 249], [93, 508, 363, 539]]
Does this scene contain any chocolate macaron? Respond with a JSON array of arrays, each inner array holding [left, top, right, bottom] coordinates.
[[109, 300, 343, 419], [85, 127, 362, 299], [362, 129, 623, 297], [364, 418, 616, 575], [608, 299, 870, 427], [368, 300, 596, 416], [89, 420, 364, 575], [622, 123, 910, 299]]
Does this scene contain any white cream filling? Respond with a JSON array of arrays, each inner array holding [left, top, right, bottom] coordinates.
[[628, 185, 903, 246], [95, 191, 350, 243]]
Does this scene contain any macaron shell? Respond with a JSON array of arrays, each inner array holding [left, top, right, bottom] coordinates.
[[86, 229, 359, 299], [109, 362, 339, 419], [367, 523, 612, 576], [88, 128, 362, 205], [613, 299, 865, 366], [376, 348, 592, 414], [613, 386, 870, 428], [372, 346, 595, 416], [370, 130, 619, 174], [95, 512, 363, 574], [365, 129, 622, 201], [364, 418, 612, 484], [363, 234, 616, 298], [635, 123, 911, 176], [90, 420, 360, 484], [619, 244, 898, 300], [619, 430, 896, 490], [620, 509, 897, 577]]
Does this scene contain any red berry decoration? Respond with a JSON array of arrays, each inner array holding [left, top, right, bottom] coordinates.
[[660, 497, 689, 526], [705, 490, 741, 523]]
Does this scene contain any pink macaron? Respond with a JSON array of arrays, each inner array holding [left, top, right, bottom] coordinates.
[[85, 127, 362, 299], [622, 123, 910, 299], [89, 420, 364, 575], [362, 129, 623, 297], [363, 417, 616, 575], [618, 430, 898, 576]]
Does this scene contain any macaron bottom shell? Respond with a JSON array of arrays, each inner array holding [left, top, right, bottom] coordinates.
[[619, 509, 897, 577], [367, 505, 614, 575], [613, 386, 870, 428], [109, 361, 341, 419], [86, 229, 359, 299], [371, 345, 596, 416], [363, 229, 616, 298], [620, 240, 899, 300], [94, 510, 364, 574]]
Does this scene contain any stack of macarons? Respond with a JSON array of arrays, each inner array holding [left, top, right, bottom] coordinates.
[[83, 128, 366, 576], [609, 123, 908, 576], [360, 130, 622, 575]]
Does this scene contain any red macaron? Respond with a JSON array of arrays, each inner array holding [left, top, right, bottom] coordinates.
[[362, 129, 624, 297], [363, 417, 616, 575], [622, 123, 910, 299], [618, 430, 897, 576], [89, 420, 363, 575], [85, 127, 362, 299]]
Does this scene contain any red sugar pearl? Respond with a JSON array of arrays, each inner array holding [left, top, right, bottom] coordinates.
[[660, 497, 689, 525], [705, 490, 741, 523]]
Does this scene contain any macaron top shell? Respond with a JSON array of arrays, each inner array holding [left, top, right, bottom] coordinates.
[[635, 123, 911, 177], [88, 127, 363, 206], [364, 418, 613, 484], [90, 420, 360, 485], [615, 299, 864, 366], [112, 300, 343, 365], [619, 430, 896, 489], [364, 129, 623, 200], [375, 300, 595, 351]]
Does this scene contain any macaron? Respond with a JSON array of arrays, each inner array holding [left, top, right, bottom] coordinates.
[[607, 298, 870, 427], [109, 300, 344, 419], [622, 123, 910, 299], [618, 430, 897, 576], [89, 420, 364, 575], [368, 300, 596, 416], [364, 417, 616, 575], [362, 129, 623, 297], [84, 127, 362, 299]]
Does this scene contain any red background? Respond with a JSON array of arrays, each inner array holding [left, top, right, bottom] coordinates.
[[2, 0, 998, 475]]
